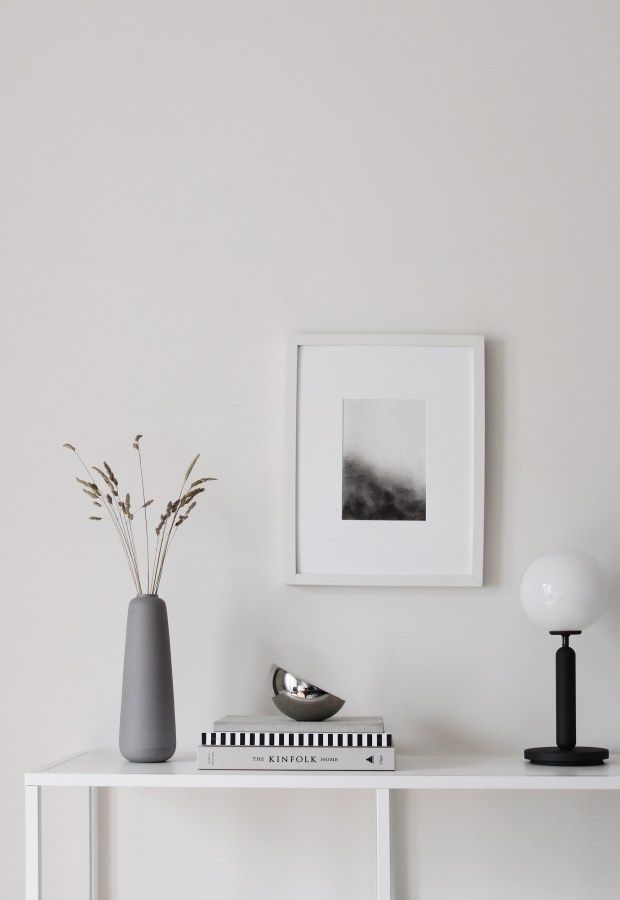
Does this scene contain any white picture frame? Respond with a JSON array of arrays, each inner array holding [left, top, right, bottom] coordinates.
[[287, 334, 485, 586]]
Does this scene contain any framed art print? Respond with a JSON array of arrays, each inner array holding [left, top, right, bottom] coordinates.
[[287, 334, 485, 586]]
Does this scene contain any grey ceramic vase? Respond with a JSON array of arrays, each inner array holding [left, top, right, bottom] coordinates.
[[119, 594, 176, 763]]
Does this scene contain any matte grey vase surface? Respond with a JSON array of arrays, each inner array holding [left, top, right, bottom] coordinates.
[[119, 594, 176, 763]]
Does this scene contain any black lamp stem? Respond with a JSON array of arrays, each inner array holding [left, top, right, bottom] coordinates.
[[555, 633, 577, 751], [524, 629, 608, 765]]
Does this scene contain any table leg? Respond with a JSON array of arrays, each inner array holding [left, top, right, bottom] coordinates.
[[25, 785, 41, 900], [89, 787, 99, 900], [375, 788, 391, 900]]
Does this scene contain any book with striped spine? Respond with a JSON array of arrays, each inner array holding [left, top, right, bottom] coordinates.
[[202, 731, 392, 748]]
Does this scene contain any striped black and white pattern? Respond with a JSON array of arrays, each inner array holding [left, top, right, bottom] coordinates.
[[202, 732, 392, 748]]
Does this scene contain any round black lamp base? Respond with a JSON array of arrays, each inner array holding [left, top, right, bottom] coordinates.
[[525, 746, 609, 766]]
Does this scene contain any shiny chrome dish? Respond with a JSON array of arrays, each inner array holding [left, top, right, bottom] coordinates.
[[270, 664, 345, 721]]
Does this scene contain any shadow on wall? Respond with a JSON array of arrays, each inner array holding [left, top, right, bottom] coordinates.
[[482, 338, 505, 587], [342, 456, 426, 521]]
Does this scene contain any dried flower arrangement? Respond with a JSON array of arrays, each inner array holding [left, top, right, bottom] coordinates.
[[63, 436, 216, 595]]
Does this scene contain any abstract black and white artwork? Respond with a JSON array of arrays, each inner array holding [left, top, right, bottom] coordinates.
[[288, 335, 485, 586], [342, 399, 426, 521]]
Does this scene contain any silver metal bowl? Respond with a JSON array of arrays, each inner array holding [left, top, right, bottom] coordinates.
[[270, 664, 345, 721]]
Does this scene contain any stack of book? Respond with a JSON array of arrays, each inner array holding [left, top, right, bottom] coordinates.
[[197, 715, 395, 770]]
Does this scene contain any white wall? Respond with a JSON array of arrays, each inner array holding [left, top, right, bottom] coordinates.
[[3, 2, 620, 897]]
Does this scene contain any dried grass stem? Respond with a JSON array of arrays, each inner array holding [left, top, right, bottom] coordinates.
[[64, 439, 215, 596]]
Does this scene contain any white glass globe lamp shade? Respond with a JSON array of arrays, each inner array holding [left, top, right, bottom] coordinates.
[[520, 549, 608, 632]]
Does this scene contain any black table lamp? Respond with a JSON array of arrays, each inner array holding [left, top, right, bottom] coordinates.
[[520, 548, 609, 766]]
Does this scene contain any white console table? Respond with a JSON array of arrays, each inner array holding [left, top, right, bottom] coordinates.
[[25, 751, 620, 900]]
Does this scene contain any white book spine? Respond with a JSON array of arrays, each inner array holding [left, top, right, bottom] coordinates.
[[213, 717, 384, 734], [196, 746, 395, 771]]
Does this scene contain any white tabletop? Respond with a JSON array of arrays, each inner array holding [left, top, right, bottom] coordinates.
[[25, 751, 620, 790]]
